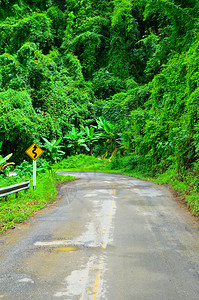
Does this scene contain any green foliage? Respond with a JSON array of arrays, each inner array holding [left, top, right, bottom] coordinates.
[[82, 125, 100, 154], [47, 6, 65, 44], [10, 13, 53, 53], [109, 0, 141, 79], [0, 53, 23, 90], [96, 116, 118, 156], [56, 154, 110, 171], [61, 53, 83, 80], [110, 154, 139, 171], [42, 137, 65, 163], [116, 130, 134, 155], [72, 31, 102, 78], [15, 159, 53, 177], [14, 160, 32, 177], [0, 0, 198, 215], [92, 68, 125, 99], [64, 126, 89, 155], [0, 89, 40, 161], [16, 42, 38, 65]]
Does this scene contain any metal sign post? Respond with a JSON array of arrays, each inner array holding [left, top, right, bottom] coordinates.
[[25, 143, 44, 190], [33, 160, 36, 190]]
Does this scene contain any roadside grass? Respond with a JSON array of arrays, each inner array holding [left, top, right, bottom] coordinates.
[[55, 154, 112, 172], [0, 172, 75, 234], [154, 168, 199, 216], [56, 154, 199, 216]]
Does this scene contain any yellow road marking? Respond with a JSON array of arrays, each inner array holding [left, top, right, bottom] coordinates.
[[53, 246, 80, 251], [91, 188, 116, 299]]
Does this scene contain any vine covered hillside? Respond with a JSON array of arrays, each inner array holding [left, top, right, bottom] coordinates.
[[0, 0, 198, 210]]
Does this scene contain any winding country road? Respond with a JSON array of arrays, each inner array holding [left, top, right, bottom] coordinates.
[[0, 172, 199, 299]]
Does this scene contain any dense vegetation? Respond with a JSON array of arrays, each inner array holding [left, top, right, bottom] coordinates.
[[0, 1, 198, 213]]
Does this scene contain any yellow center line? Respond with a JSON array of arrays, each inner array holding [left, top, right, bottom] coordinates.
[[91, 187, 116, 299], [92, 265, 102, 299]]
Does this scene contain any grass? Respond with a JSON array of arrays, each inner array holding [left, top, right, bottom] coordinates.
[[154, 168, 199, 216], [56, 154, 112, 172], [0, 171, 75, 234]]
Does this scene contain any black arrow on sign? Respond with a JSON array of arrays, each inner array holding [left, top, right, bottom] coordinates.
[[32, 145, 37, 159]]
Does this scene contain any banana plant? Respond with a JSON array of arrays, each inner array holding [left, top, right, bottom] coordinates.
[[42, 137, 65, 163], [116, 132, 134, 155], [81, 126, 100, 155], [0, 153, 15, 175], [96, 116, 117, 157], [65, 127, 89, 155], [96, 116, 116, 141]]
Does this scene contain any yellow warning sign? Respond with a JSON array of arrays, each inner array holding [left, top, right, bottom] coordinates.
[[25, 143, 43, 161]]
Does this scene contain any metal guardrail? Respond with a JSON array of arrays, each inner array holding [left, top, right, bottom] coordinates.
[[0, 181, 30, 200]]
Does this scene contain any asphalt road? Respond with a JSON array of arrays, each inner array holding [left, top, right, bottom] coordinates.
[[0, 172, 199, 300]]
